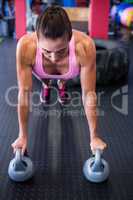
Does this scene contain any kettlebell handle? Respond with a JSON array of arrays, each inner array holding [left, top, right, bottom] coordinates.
[[95, 149, 103, 163], [15, 149, 22, 163], [91, 149, 103, 172]]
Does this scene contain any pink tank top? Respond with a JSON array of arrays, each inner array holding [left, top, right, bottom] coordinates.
[[32, 35, 80, 80]]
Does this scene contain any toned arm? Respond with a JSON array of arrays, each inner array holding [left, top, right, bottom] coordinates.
[[77, 37, 97, 140], [16, 35, 34, 137], [77, 35, 107, 152]]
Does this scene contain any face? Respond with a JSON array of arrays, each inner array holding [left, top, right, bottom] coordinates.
[[38, 35, 69, 63]]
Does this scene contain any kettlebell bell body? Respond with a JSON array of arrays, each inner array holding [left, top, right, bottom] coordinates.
[[83, 149, 110, 183], [8, 149, 34, 182]]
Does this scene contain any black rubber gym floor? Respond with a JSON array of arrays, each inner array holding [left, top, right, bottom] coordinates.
[[0, 39, 132, 200]]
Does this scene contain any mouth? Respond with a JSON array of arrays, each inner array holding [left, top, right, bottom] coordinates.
[[50, 58, 60, 63]]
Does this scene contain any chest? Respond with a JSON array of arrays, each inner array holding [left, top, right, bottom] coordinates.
[[42, 55, 70, 75]]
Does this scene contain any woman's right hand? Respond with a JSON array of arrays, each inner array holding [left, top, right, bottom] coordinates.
[[11, 135, 28, 155]]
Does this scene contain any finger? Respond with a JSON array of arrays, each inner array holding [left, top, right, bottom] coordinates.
[[13, 145, 21, 154], [11, 143, 15, 149], [12, 144, 17, 153], [104, 143, 107, 149], [13, 147, 17, 154], [90, 144, 95, 154], [22, 146, 26, 155], [11, 143, 16, 153], [101, 143, 107, 150], [92, 150, 95, 155], [91, 148, 96, 155]]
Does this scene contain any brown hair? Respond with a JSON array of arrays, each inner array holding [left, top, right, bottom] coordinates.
[[36, 5, 72, 41]]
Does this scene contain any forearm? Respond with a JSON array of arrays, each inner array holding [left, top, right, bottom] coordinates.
[[18, 90, 30, 137], [82, 93, 98, 141], [84, 105, 98, 140]]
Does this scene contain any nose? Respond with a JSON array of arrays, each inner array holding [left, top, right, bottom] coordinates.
[[50, 53, 57, 62]]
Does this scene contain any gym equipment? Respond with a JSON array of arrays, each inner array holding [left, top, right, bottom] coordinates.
[[114, 3, 133, 25], [66, 39, 129, 86], [95, 39, 129, 85], [8, 149, 34, 182], [121, 7, 133, 27], [83, 149, 110, 183]]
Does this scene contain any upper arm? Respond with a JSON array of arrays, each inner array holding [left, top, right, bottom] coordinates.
[[16, 36, 33, 92], [77, 37, 97, 104]]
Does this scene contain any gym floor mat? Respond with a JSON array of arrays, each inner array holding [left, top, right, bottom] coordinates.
[[0, 37, 3, 44], [0, 39, 132, 200]]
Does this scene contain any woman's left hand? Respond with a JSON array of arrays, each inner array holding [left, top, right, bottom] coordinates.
[[90, 136, 107, 154]]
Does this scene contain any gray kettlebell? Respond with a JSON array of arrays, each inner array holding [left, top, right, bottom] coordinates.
[[83, 149, 110, 183], [8, 149, 34, 182]]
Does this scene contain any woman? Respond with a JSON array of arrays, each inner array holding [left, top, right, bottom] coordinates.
[[12, 5, 107, 155]]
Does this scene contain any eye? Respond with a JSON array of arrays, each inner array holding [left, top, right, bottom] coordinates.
[[59, 49, 65, 53], [57, 48, 67, 54], [45, 50, 51, 54], [41, 48, 51, 54]]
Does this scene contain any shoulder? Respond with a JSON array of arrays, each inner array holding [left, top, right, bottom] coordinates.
[[16, 32, 37, 66], [73, 30, 96, 66]]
